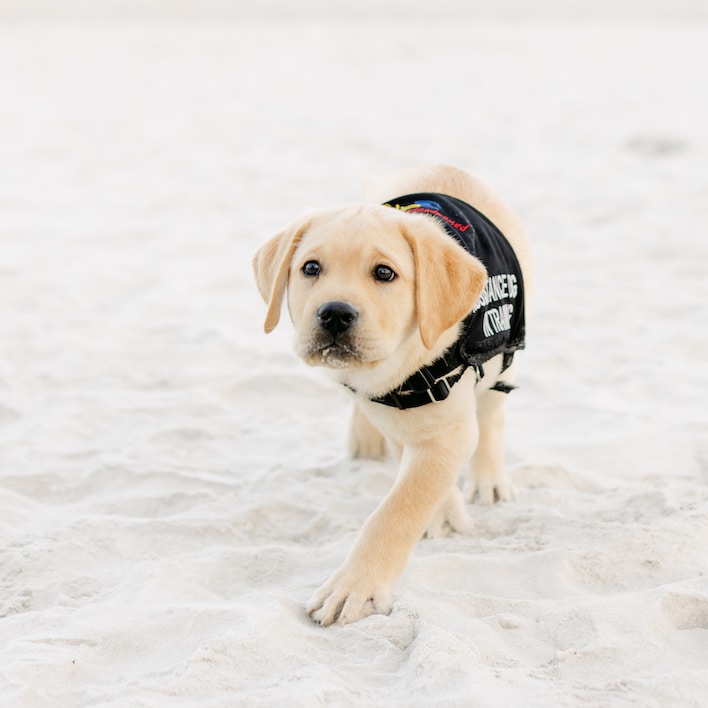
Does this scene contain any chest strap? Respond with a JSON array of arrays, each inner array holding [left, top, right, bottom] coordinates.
[[346, 350, 516, 410]]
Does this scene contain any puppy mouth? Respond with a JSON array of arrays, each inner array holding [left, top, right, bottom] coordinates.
[[312, 340, 360, 369], [300, 336, 362, 369]]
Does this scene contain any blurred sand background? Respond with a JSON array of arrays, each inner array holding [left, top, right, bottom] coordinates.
[[1, 1, 707, 706]]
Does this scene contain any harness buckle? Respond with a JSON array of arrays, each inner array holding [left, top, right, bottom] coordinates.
[[428, 377, 451, 403]]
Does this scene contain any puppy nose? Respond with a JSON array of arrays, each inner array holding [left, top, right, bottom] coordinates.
[[317, 301, 358, 335]]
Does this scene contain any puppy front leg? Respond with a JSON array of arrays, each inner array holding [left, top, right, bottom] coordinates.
[[348, 403, 387, 460], [307, 441, 467, 626]]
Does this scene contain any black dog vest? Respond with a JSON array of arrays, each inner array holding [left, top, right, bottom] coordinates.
[[368, 192, 526, 409]]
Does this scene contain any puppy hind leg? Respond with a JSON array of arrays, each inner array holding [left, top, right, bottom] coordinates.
[[348, 403, 387, 460], [466, 389, 516, 504]]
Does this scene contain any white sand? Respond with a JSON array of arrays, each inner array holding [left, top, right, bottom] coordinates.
[[1, 13, 707, 707]]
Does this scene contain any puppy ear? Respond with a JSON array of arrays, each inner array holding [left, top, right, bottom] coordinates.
[[252, 219, 310, 333], [400, 217, 488, 350]]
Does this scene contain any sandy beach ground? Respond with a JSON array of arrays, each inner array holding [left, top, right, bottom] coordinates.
[[1, 3, 707, 706]]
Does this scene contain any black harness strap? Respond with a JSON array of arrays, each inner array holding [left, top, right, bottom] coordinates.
[[344, 192, 525, 410], [350, 346, 516, 410], [489, 380, 517, 394], [370, 364, 468, 409]]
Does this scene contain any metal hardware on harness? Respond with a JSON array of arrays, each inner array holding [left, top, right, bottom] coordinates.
[[429, 377, 451, 402]]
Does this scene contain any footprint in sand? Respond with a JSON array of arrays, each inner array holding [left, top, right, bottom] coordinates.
[[626, 135, 689, 157], [661, 591, 708, 630]]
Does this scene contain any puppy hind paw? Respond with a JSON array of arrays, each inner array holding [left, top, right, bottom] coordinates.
[[466, 477, 517, 505], [424, 517, 455, 539], [424, 487, 471, 538]]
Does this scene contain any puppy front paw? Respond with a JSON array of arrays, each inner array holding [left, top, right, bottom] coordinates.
[[466, 469, 516, 505], [306, 566, 393, 627]]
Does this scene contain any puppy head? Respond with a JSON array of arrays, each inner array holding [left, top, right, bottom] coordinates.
[[253, 205, 487, 371]]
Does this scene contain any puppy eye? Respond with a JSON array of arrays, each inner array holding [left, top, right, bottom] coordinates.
[[302, 260, 321, 277], [373, 265, 396, 282]]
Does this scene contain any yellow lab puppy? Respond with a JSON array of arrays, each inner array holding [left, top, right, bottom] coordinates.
[[253, 165, 533, 626]]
